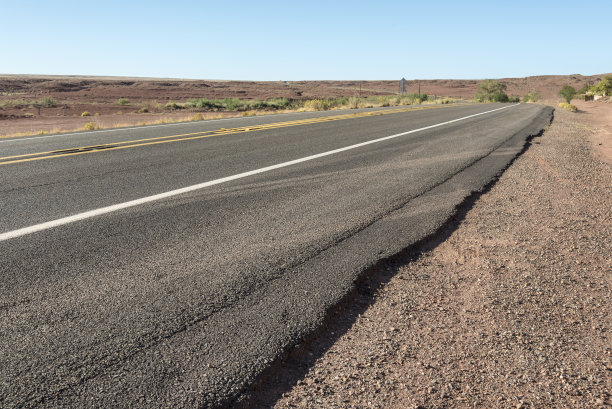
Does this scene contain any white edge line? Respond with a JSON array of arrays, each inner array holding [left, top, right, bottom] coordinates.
[[0, 103, 518, 242], [0, 102, 473, 143]]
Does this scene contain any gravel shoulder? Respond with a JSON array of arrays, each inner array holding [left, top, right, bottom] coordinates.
[[251, 104, 611, 408]]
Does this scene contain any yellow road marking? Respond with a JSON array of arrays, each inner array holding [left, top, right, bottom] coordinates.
[[0, 104, 461, 166]]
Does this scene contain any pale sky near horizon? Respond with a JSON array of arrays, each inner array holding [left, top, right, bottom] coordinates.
[[3, 0, 611, 80]]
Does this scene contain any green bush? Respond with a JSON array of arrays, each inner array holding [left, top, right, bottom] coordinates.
[[558, 85, 576, 104], [474, 80, 510, 102], [38, 96, 56, 107], [186, 98, 224, 110], [117, 98, 130, 105], [523, 92, 540, 103], [0, 99, 30, 108], [221, 98, 243, 111], [81, 111, 91, 117], [589, 75, 612, 95]]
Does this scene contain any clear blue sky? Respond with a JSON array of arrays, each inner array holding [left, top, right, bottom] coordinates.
[[3, 0, 611, 80]]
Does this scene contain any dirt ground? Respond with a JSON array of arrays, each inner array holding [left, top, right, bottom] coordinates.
[[572, 100, 612, 165], [247, 103, 611, 408], [1, 73, 608, 137]]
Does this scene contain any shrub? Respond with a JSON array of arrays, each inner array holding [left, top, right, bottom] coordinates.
[[0, 99, 30, 108], [190, 113, 205, 121], [83, 122, 99, 130], [577, 84, 590, 94], [138, 107, 149, 113], [558, 85, 576, 104], [304, 99, 331, 111], [117, 98, 130, 105], [508, 96, 520, 103], [589, 75, 612, 95], [165, 102, 182, 110], [222, 98, 243, 111], [348, 97, 360, 109], [81, 111, 91, 117], [475, 80, 510, 102], [38, 96, 56, 107], [186, 98, 223, 110], [558, 102, 577, 112], [523, 92, 540, 103], [264, 98, 292, 109]]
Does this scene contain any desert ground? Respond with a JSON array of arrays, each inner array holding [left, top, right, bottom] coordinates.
[[249, 101, 611, 408], [1, 75, 610, 408], [0, 73, 609, 137]]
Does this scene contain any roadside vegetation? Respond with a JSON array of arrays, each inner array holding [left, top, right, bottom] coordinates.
[[588, 75, 612, 96], [162, 94, 451, 114], [558, 85, 577, 104], [1, 93, 464, 138], [558, 102, 577, 112], [522, 92, 540, 103], [0, 97, 57, 108], [474, 80, 519, 103]]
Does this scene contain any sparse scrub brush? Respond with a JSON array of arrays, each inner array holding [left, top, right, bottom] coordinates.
[[117, 98, 130, 105], [138, 107, 149, 113], [222, 98, 244, 111], [475, 80, 509, 102], [558, 85, 576, 104], [558, 102, 577, 112], [348, 97, 360, 109], [304, 99, 331, 111], [83, 122, 99, 130], [38, 96, 56, 107], [589, 75, 612, 95], [81, 111, 91, 117], [165, 102, 182, 110], [523, 92, 540, 103]]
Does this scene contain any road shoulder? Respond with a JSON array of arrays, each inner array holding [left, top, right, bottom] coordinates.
[[257, 105, 611, 408]]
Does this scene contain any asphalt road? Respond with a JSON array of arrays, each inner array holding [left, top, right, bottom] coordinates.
[[0, 103, 553, 408]]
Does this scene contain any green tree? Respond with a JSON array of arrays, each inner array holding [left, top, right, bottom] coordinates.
[[558, 85, 576, 103], [475, 80, 509, 102], [590, 75, 612, 95]]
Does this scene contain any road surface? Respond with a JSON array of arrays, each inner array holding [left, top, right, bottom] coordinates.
[[0, 103, 553, 408]]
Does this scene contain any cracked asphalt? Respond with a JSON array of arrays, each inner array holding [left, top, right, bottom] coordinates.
[[0, 103, 552, 408]]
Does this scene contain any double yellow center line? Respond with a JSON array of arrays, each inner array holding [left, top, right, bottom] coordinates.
[[0, 104, 458, 166]]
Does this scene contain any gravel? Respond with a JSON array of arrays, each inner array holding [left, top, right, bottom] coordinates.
[[251, 106, 611, 408]]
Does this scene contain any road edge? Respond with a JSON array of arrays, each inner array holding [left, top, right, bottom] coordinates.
[[232, 105, 555, 408]]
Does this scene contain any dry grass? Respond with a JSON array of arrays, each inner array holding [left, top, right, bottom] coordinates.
[[559, 102, 578, 112], [0, 97, 465, 139]]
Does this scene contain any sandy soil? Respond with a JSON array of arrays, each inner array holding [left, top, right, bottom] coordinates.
[[1, 73, 609, 137], [246, 107, 611, 408], [572, 100, 612, 165]]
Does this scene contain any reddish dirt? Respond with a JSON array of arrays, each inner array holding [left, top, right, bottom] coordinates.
[[571, 99, 612, 164], [252, 101, 611, 409], [0, 73, 609, 137]]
